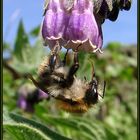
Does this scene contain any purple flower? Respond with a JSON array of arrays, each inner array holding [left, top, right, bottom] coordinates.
[[42, 0, 103, 53], [17, 84, 49, 113], [38, 89, 49, 100], [17, 95, 35, 113], [42, 0, 69, 50], [64, 0, 103, 52]]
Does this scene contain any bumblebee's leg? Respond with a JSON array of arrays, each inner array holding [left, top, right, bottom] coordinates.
[[25, 73, 49, 94], [25, 74, 41, 89], [63, 44, 81, 87], [49, 41, 61, 71], [62, 49, 69, 66], [84, 76, 87, 81], [68, 42, 83, 76], [65, 51, 79, 86], [51, 41, 61, 55], [69, 51, 79, 76], [49, 54, 57, 71]]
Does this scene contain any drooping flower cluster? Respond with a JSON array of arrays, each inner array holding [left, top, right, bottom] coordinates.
[[42, 0, 131, 53], [42, 0, 103, 53]]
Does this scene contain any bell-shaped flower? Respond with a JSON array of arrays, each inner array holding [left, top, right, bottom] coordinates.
[[64, 0, 103, 53], [42, 0, 103, 53], [42, 0, 69, 50]]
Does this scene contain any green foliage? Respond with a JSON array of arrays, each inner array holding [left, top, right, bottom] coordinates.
[[3, 113, 71, 140], [35, 114, 118, 140], [3, 23, 137, 140], [3, 42, 11, 51], [29, 26, 40, 38], [4, 123, 49, 140], [11, 45, 47, 74], [14, 20, 29, 59]]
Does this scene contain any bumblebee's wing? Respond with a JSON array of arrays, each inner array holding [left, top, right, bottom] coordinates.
[[97, 80, 106, 98]]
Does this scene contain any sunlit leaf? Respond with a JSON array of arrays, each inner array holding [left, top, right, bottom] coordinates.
[[4, 123, 50, 140], [29, 26, 40, 37], [7, 114, 70, 140], [14, 20, 29, 59]]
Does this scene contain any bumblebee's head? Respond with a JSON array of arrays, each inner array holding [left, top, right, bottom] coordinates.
[[84, 80, 98, 105]]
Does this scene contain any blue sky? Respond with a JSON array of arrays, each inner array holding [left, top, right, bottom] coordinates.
[[3, 0, 137, 47]]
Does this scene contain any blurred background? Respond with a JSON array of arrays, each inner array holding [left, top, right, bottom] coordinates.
[[3, 0, 137, 140]]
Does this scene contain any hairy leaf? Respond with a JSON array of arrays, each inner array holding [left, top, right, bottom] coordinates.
[[4, 113, 71, 140], [4, 123, 49, 140]]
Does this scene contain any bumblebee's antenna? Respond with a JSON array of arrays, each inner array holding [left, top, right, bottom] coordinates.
[[49, 41, 61, 71], [62, 49, 69, 66], [51, 41, 61, 55], [25, 73, 39, 89], [102, 81, 106, 98]]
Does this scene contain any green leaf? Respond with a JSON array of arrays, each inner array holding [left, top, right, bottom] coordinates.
[[4, 123, 50, 140], [29, 26, 40, 37], [104, 126, 118, 140], [11, 45, 47, 74], [14, 20, 29, 59], [3, 42, 11, 51], [107, 42, 122, 51], [37, 115, 118, 140], [4, 113, 71, 140]]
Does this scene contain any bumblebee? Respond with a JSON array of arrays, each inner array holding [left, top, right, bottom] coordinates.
[[27, 45, 106, 113]]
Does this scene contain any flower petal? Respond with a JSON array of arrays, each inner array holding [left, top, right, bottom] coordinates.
[[38, 89, 49, 100], [17, 95, 27, 110], [64, 0, 103, 52], [42, 0, 69, 50]]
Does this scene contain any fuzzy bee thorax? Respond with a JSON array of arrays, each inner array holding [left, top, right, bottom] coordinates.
[[47, 76, 88, 101]]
